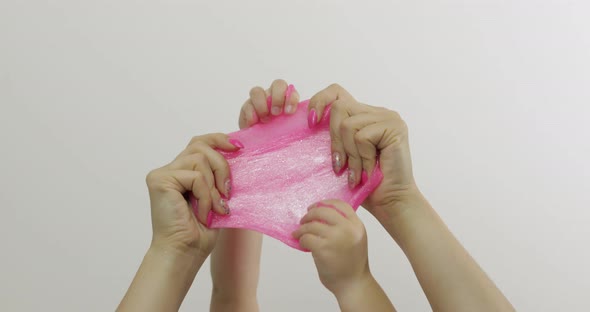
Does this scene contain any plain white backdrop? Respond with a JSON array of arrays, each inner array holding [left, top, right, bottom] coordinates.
[[1, 0, 589, 311]]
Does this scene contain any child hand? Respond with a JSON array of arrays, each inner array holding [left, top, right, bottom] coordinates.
[[238, 79, 300, 128], [145, 133, 240, 257], [292, 199, 371, 296]]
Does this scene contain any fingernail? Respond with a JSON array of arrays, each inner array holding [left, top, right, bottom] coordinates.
[[285, 104, 294, 114], [285, 84, 295, 106], [332, 152, 342, 173], [308, 109, 317, 128], [220, 199, 230, 214], [271, 106, 281, 116], [224, 179, 232, 198], [207, 210, 213, 227], [251, 110, 259, 124], [229, 139, 244, 149], [361, 170, 369, 183], [348, 169, 356, 189]]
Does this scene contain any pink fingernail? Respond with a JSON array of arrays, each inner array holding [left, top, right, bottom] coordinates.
[[206, 210, 213, 227], [308, 109, 317, 128], [285, 84, 294, 103], [229, 139, 244, 149], [361, 170, 369, 183]]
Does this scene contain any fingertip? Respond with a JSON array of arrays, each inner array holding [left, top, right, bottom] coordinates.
[[249, 109, 259, 126], [228, 139, 244, 149], [207, 210, 213, 227], [307, 109, 318, 128]]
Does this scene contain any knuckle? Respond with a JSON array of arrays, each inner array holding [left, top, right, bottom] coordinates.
[[329, 83, 342, 90], [188, 135, 202, 146], [331, 99, 344, 110], [353, 131, 367, 144], [272, 79, 287, 88], [145, 169, 159, 186], [192, 153, 207, 164], [249, 86, 264, 97], [339, 118, 353, 132], [193, 171, 204, 182]]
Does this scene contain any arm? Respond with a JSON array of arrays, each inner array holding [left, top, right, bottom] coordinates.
[[306, 83, 514, 311], [379, 193, 515, 312], [293, 200, 396, 312], [118, 246, 206, 312], [210, 229, 262, 311], [118, 134, 241, 311], [209, 79, 300, 311], [335, 274, 396, 312]]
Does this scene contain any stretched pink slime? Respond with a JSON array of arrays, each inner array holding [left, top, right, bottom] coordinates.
[[208, 99, 383, 250]]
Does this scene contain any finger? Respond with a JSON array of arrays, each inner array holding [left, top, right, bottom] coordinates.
[[300, 207, 346, 225], [180, 141, 233, 198], [249, 86, 271, 123], [185, 133, 240, 153], [292, 221, 332, 239], [308, 83, 353, 128], [239, 99, 259, 129], [329, 100, 351, 174], [342, 112, 391, 178], [340, 115, 364, 189], [167, 153, 214, 188], [162, 169, 212, 225], [315, 199, 356, 219], [297, 233, 323, 252], [284, 84, 300, 114], [269, 79, 288, 116], [210, 187, 230, 215], [199, 145, 233, 199]]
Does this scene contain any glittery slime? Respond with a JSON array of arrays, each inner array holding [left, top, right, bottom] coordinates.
[[209, 100, 383, 250]]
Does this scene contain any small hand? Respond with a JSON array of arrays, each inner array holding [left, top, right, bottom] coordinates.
[[292, 199, 370, 296], [146, 133, 240, 256]]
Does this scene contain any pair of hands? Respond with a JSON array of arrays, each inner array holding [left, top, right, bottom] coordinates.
[[145, 80, 418, 294]]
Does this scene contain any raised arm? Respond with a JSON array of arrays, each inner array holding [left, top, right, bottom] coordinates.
[[209, 79, 300, 311], [118, 134, 240, 312], [293, 200, 396, 312], [307, 84, 515, 312]]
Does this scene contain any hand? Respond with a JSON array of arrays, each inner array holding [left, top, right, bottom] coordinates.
[[145, 133, 240, 257], [239, 79, 300, 128], [292, 199, 370, 296], [307, 84, 422, 221]]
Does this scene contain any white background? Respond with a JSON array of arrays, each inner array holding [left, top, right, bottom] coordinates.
[[1, 1, 589, 311]]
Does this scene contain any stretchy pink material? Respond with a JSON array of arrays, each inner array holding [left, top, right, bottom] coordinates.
[[209, 100, 383, 250]]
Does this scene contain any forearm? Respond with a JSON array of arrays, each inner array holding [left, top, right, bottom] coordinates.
[[335, 274, 396, 312], [118, 245, 206, 312], [210, 229, 262, 311], [379, 197, 514, 312]]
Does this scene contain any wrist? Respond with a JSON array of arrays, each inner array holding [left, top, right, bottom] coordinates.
[[370, 185, 429, 224], [147, 242, 208, 271], [333, 273, 378, 307], [150, 235, 212, 261], [329, 272, 375, 302]]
